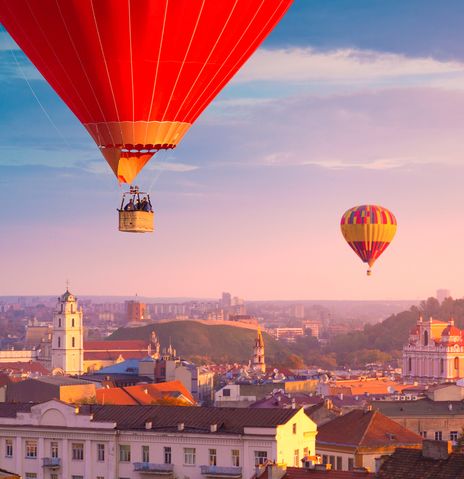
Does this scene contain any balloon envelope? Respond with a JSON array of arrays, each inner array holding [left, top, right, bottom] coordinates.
[[340, 204, 397, 272], [0, 0, 293, 183]]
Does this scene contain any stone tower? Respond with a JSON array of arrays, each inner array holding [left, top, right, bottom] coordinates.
[[252, 326, 266, 373], [51, 289, 84, 375]]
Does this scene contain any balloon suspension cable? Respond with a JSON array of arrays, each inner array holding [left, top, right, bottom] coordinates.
[[10, 49, 70, 147], [147, 150, 166, 192]]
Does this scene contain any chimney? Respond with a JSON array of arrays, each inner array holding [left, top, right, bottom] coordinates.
[[210, 424, 218, 432], [267, 463, 287, 479], [422, 440, 453, 460], [178, 422, 185, 431], [145, 420, 152, 430]]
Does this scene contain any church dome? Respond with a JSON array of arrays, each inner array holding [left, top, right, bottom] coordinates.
[[60, 289, 75, 302]]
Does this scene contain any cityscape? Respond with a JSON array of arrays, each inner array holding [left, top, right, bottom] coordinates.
[[2, 1, 464, 479]]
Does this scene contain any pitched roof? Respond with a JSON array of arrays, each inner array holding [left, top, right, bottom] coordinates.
[[377, 447, 464, 479], [260, 466, 374, 479], [317, 409, 422, 449], [96, 381, 195, 405], [0, 362, 49, 375], [82, 404, 300, 433]]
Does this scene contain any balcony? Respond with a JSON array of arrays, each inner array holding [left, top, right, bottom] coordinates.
[[201, 466, 242, 478], [133, 463, 174, 475], [42, 457, 61, 468]]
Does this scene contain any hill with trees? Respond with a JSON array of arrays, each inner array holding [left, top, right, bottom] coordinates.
[[108, 320, 292, 365]]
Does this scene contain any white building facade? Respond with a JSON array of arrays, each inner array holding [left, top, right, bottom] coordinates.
[[51, 290, 84, 376], [0, 400, 317, 479], [403, 316, 464, 384]]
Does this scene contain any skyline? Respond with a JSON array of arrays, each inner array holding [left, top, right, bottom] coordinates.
[[2, 1, 464, 299]]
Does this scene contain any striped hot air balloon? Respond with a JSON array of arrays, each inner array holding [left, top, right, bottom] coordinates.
[[340, 204, 397, 276], [0, 0, 293, 184]]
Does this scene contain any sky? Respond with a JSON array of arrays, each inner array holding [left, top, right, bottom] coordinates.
[[1, 0, 464, 300]]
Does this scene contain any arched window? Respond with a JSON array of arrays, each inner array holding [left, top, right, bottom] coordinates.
[[454, 357, 459, 370], [440, 358, 444, 373], [72, 337, 75, 348], [424, 330, 429, 346], [72, 318, 75, 328], [58, 318, 61, 328], [408, 358, 412, 372], [57, 336, 61, 348]]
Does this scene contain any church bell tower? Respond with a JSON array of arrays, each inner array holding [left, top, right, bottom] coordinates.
[[252, 326, 266, 374], [51, 289, 84, 375]]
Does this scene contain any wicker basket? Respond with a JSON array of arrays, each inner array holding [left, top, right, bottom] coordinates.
[[119, 210, 154, 233]]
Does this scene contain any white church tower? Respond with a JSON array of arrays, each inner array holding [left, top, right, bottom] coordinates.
[[252, 326, 266, 374], [51, 288, 84, 375]]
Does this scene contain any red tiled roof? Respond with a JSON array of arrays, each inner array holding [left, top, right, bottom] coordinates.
[[317, 409, 422, 449], [377, 447, 464, 479], [84, 340, 149, 351], [0, 362, 49, 375], [260, 466, 374, 479], [84, 351, 148, 361], [96, 381, 195, 406]]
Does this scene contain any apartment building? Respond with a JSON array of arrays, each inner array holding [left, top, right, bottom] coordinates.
[[0, 400, 317, 479]]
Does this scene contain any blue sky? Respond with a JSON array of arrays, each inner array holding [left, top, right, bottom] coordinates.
[[2, 0, 464, 300]]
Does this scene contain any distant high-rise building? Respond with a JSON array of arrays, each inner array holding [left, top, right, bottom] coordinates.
[[51, 289, 84, 375], [293, 304, 305, 319], [437, 289, 451, 304], [221, 292, 232, 309], [252, 326, 266, 374], [125, 300, 146, 322]]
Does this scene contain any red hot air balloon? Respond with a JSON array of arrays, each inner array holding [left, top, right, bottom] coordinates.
[[0, 0, 293, 184]]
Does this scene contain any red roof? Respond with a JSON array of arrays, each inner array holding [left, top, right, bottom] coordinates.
[[317, 409, 422, 449], [84, 340, 149, 351], [0, 362, 49, 376], [260, 466, 374, 479], [441, 325, 461, 337], [84, 351, 148, 361]]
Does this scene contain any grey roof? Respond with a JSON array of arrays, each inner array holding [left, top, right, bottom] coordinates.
[[35, 376, 93, 386], [373, 398, 464, 417], [83, 404, 300, 433]]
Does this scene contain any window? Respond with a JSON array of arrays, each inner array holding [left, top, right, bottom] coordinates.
[[119, 445, 131, 462], [72, 443, 84, 461], [142, 445, 150, 463], [322, 455, 328, 465], [209, 449, 217, 466], [96, 477, 104, 479], [51, 475, 58, 479], [440, 359, 444, 373], [72, 318, 75, 327], [435, 431, 443, 441], [421, 431, 428, 438], [329, 456, 336, 469], [223, 388, 231, 397], [25, 440, 37, 458], [336, 457, 342, 471], [348, 458, 354, 471], [58, 317, 61, 327], [451, 431, 459, 442], [293, 449, 299, 467], [184, 447, 196, 465], [455, 357, 459, 370], [232, 450, 240, 467], [72, 337, 75, 348], [97, 443, 105, 462], [51, 442, 58, 458], [424, 330, 429, 346], [292, 423, 297, 434], [5, 439, 13, 458], [164, 447, 171, 464], [25, 474, 37, 479], [58, 336, 61, 348], [254, 451, 268, 466], [71, 476, 83, 479], [408, 357, 412, 372]]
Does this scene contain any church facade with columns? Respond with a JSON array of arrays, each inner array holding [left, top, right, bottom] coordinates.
[[403, 316, 464, 384]]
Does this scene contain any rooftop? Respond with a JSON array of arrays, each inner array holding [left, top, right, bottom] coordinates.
[[377, 447, 464, 479], [317, 409, 422, 449], [259, 466, 374, 479], [374, 398, 464, 417]]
